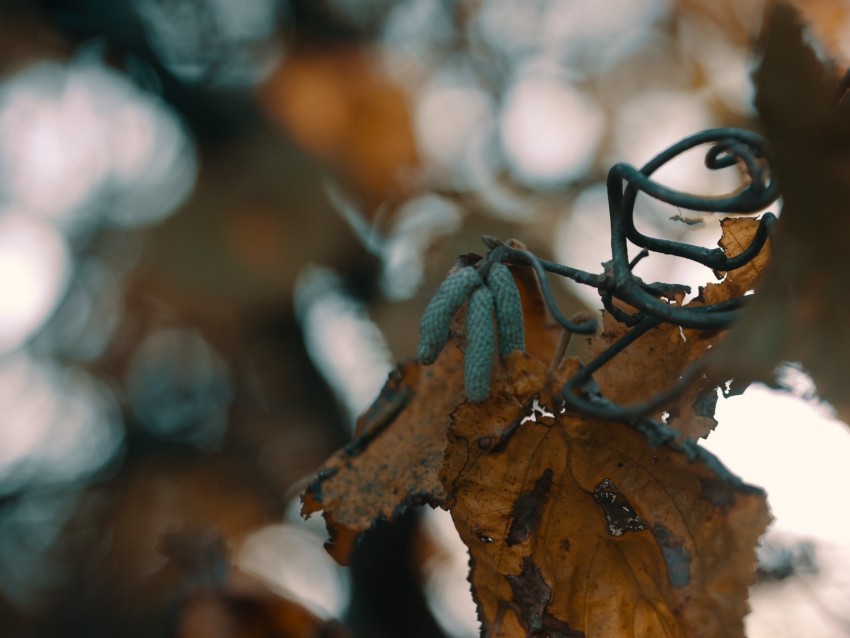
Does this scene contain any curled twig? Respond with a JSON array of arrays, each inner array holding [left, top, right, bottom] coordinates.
[[503, 128, 775, 423], [420, 128, 779, 426]]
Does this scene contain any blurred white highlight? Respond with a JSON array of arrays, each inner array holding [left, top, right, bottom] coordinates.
[[295, 266, 393, 427], [612, 90, 731, 197], [500, 67, 604, 187], [420, 508, 479, 638], [0, 354, 123, 494], [705, 383, 850, 637], [0, 58, 196, 231], [708, 385, 850, 544], [475, 0, 667, 72], [0, 214, 71, 354], [414, 70, 498, 186], [381, 196, 463, 300], [237, 522, 350, 620]]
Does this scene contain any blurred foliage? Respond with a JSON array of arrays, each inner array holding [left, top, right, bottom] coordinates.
[[0, 1, 847, 637]]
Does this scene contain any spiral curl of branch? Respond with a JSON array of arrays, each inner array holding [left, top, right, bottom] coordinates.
[[418, 128, 778, 448]]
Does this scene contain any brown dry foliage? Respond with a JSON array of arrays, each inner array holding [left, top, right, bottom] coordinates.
[[590, 218, 771, 440], [303, 219, 773, 637], [443, 354, 769, 637]]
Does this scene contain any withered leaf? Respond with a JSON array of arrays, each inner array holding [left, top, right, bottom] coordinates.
[[304, 243, 770, 638], [589, 218, 771, 438], [442, 354, 770, 638], [302, 261, 566, 563], [711, 2, 850, 422], [712, 218, 773, 297], [301, 347, 464, 564]]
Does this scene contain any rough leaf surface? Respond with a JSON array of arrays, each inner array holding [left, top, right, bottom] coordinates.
[[441, 353, 770, 638], [301, 347, 465, 563], [301, 258, 567, 563], [303, 225, 772, 636], [589, 218, 771, 438]]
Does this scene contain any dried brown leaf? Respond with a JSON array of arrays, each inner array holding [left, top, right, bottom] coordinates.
[[301, 348, 464, 564], [589, 218, 770, 438], [304, 248, 771, 638], [713, 217, 773, 297], [507, 260, 566, 362], [301, 263, 563, 563], [442, 354, 771, 638]]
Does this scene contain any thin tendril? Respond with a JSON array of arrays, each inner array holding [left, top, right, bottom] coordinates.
[[482, 127, 778, 433]]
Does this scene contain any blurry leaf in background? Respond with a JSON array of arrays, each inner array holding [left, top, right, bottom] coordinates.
[[785, 0, 850, 67], [711, 2, 850, 423], [260, 46, 419, 208], [674, 0, 765, 46]]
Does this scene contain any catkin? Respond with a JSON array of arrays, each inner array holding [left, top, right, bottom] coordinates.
[[416, 267, 482, 364], [464, 286, 495, 403], [487, 263, 525, 357]]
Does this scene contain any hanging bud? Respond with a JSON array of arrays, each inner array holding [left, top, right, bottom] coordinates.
[[486, 262, 525, 357], [417, 267, 483, 364]]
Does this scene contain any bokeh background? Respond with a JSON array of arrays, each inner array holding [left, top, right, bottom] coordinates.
[[1, 0, 849, 636]]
